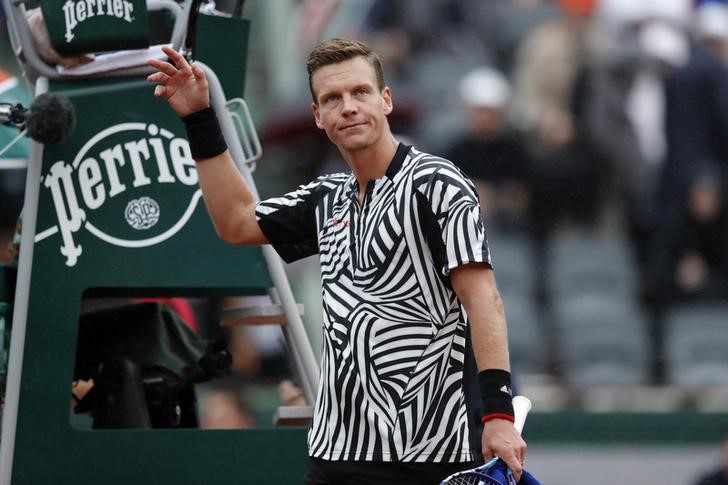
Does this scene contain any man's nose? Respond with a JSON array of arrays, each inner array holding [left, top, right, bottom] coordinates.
[[341, 94, 357, 115]]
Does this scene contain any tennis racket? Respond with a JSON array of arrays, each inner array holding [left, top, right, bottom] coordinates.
[[439, 395, 532, 485]]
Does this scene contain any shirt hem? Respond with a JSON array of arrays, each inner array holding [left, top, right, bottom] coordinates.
[[308, 449, 476, 463]]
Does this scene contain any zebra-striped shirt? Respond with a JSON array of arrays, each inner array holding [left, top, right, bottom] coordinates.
[[256, 144, 491, 463]]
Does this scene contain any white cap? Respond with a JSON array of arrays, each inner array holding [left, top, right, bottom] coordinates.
[[598, 0, 648, 28], [459, 67, 511, 108], [695, 2, 728, 40], [639, 21, 690, 67], [646, 0, 692, 26], [600, 0, 692, 27]]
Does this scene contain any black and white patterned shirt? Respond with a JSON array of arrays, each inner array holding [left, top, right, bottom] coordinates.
[[256, 144, 491, 463]]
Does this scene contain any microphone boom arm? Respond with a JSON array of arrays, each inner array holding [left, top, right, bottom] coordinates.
[[0, 103, 28, 129]]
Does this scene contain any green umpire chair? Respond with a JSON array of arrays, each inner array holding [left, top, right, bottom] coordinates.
[[0, 1, 317, 483]]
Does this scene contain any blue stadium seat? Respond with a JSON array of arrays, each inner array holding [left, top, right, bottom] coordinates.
[[547, 227, 638, 298], [556, 293, 650, 388], [665, 303, 728, 388]]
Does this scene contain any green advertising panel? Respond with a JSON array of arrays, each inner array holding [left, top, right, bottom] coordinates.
[[9, 77, 309, 484], [195, 14, 250, 101], [41, 0, 150, 55]]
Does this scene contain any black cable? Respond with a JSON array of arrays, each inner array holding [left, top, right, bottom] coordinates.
[[184, 0, 204, 59], [232, 0, 245, 17]]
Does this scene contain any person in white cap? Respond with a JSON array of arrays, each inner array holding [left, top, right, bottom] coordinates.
[[694, 1, 728, 64], [445, 67, 531, 231]]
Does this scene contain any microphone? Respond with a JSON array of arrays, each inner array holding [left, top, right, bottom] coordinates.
[[0, 103, 26, 126], [186, 340, 232, 383], [0, 93, 76, 145]]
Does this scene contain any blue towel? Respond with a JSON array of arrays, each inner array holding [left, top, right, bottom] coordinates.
[[440, 456, 542, 485], [484, 457, 542, 485]]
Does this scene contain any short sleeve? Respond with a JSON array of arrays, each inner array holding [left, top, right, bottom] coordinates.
[[256, 176, 336, 263], [414, 158, 492, 275]]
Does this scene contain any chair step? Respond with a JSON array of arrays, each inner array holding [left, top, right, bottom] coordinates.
[[220, 303, 305, 326], [273, 405, 313, 427]]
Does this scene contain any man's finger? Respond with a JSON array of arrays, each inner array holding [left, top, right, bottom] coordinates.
[[147, 58, 178, 77], [154, 85, 165, 97], [191, 62, 205, 80], [146, 72, 169, 84], [161, 46, 190, 71], [503, 454, 523, 480]]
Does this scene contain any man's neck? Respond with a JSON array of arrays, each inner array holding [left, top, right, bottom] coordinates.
[[343, 135, 399, 189]]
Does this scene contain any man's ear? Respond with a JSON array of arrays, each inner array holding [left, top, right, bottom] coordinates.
[[312, 102, 324, 129], [382, 87, 393, 115]]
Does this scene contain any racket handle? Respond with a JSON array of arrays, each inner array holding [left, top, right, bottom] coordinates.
[[512, 395, 532, 434]]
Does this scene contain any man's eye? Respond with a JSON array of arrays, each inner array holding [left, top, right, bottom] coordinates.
[[356, 88, 368, 96], [324, 95, 339, 104]]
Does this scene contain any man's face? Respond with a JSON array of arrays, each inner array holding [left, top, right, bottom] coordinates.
[[311, 56, 392, 153]]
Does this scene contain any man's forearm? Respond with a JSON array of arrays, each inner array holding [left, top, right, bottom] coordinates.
[[194, 150, 265, 245], [451, 265, 514, 421], [469, 290, 510, 372], [147, 48, 268, 246], [452, 266, 510, 372]]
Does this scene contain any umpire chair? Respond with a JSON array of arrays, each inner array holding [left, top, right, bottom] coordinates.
[[0, 1, 318, 483]]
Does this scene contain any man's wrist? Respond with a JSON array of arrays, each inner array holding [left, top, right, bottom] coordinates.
[[181, 106, 227, 160], [481, 413, 515, 424], [478, 368, 515, 423]]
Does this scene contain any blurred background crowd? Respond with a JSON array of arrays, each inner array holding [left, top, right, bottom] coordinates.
[[2, 0, 728, 427], [242, 0, 728, 415]]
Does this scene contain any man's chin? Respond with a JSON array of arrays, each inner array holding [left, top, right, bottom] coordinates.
[[339, 138, 371, 152]]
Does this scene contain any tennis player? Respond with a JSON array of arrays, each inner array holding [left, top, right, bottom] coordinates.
[[148, 38, 526, 485]]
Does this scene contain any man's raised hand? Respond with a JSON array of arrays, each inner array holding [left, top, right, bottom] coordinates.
[[147, 46, 210, 117]]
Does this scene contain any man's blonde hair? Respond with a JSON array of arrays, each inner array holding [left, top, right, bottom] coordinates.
[[307, 38, 385, 103]]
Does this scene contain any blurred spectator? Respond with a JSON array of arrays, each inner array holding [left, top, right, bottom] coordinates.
[[647, 20, 728, 228], [694, 434, 728, 485], [509, 0, 602, 143], [639, 19, 728, 377], [445, 67, 531, 232], [199, 386, 256, 429], [652, 164, 728, 303], [278, 378, 306, 406], [693, 1, 728, 63], [578, 15, 666, 297], [220, 297, 292, 382], [525, 110, 608, 238], [509, 0, 610, 240]]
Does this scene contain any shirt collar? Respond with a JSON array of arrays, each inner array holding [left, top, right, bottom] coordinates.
[[386, 142, 411, 179], [345, 142, 411, 198]]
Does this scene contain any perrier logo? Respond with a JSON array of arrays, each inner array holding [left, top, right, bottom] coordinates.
[[37, 122, 202, 267], [63, 0, 136, 43]]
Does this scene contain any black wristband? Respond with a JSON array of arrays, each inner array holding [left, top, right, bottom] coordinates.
[[478, 369, 515, 423], [181, 106, 228, 160]]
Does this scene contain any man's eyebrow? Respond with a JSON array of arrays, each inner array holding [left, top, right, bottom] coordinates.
[[317, 91, 336, 104], [318, 81, 376, 101], [352, 82, 375, 91]]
